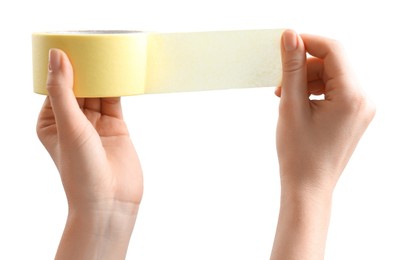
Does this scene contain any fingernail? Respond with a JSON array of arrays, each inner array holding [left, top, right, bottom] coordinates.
[[283, 30, 298, 51], [48, 49, 61, 72]]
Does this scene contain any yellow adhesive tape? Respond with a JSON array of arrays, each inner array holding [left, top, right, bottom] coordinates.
[[32, 29, 283, 97]]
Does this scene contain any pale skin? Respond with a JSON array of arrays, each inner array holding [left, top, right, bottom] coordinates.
[[37, 49, 143, 259], [271, 31, 375, 259], [37, 30, 375, 259]]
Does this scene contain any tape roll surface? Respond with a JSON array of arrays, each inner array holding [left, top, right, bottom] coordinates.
[[32, 29, 283, 97]]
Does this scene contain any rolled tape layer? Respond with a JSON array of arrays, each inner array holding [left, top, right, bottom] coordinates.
[[32, 29, 284, 97]]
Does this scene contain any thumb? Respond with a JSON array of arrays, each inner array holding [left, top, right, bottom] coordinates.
[[46, 49, 86, 135], [280, 30, 308, 106]]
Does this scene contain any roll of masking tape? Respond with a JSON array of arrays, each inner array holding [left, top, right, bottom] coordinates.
[[32, 29, 283, 97]]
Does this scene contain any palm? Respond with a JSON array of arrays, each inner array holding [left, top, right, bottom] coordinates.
[[37, 97, 143, 209]]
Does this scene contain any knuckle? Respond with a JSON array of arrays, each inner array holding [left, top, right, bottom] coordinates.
[[46, 77, 64, 97], [46, 82, 57, 94], [283, 57, 305, 73], [363, 97, 376, 123], [323, 37, 345, 55], [329, 39, 344, 51], [344, 94, 376, 123]]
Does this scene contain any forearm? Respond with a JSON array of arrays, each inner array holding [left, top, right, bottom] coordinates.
[[55, 203, 138, 260], [270, 186, 333, 260]]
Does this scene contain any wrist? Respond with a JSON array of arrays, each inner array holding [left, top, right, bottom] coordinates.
[[68, 207, 137, 236], [280, 183, 334, 204], [279, 165, 340, 197], [55, 201, 139, 260], [279, 186, 333, 224], [66, 200, 139, 238]]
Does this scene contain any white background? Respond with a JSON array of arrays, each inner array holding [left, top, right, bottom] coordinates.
[[0, 0, 405, 259]]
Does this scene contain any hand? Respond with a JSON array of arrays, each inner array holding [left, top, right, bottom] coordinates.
[[37, 49, 143, 259], [275, 31, 375, 193], [270, 30, 375, 260]]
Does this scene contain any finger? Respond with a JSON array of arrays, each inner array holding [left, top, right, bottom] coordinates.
[[37, 96, 55, 132], [277, 57, 326, 98], [84, 98, 101, 112], [46, 49, 87, 135], [101, 97, 124, 119], [301, 34, 356, 94], [306, 57, 326, 96], [280, 30, 308, 107], [39, 96, 52, 114], [77, 98, 85, 111], [307, 57, 324, 82], [307, 79, 325, 95], [301, 34, 347, 67], [81, 98, 123, 118], [274, 86, 281, 97]]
